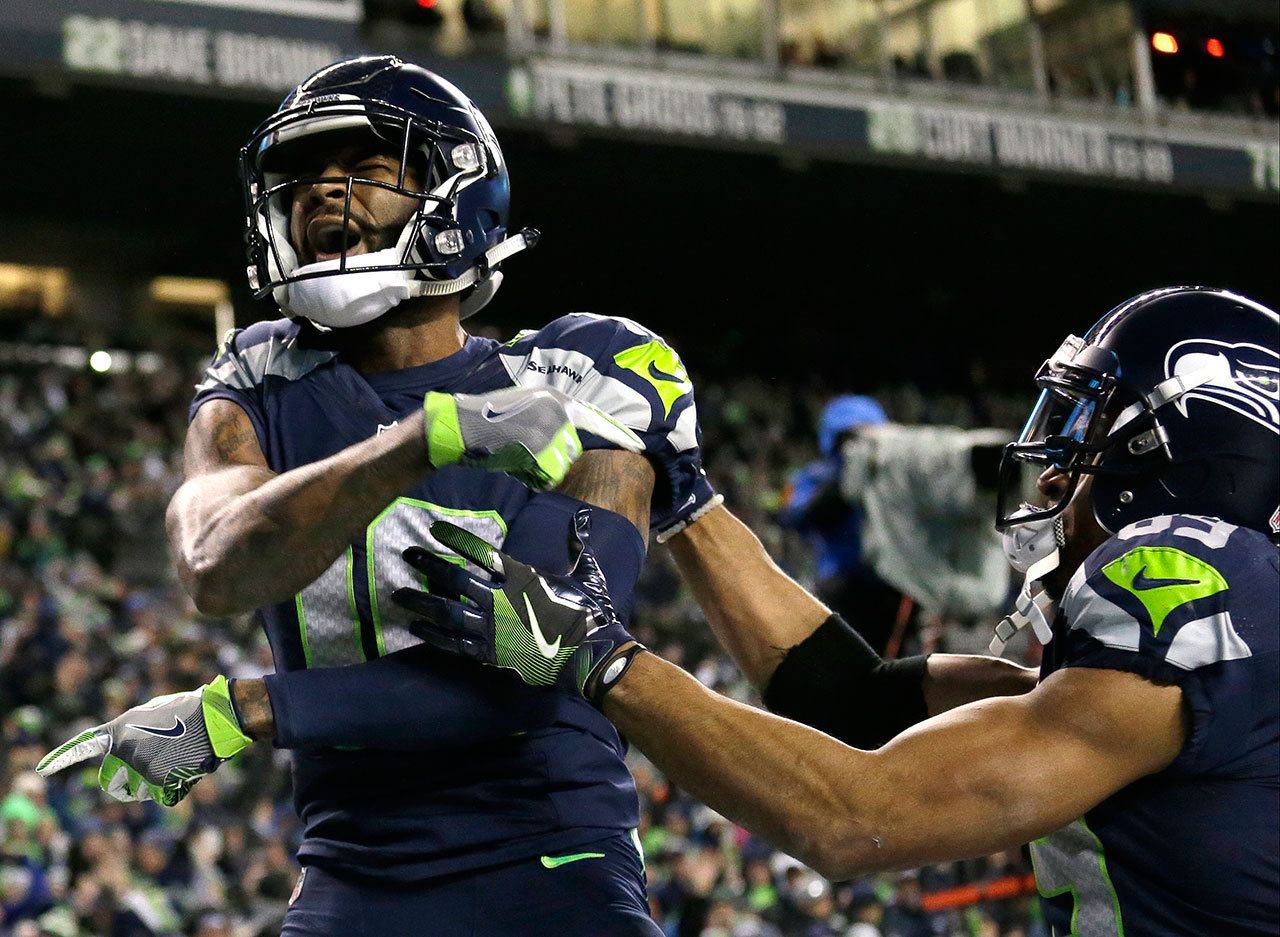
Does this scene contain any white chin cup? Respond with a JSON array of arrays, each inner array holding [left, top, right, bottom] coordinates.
[[1000, 509, 1065, 576], [276, 248, 419, 329], [273, 231, 535, 329]]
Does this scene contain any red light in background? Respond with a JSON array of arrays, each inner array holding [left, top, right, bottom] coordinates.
[[1151, 32, 1179, 55], [416, 0, 437, 7], [1205, 38, 1225, 58]]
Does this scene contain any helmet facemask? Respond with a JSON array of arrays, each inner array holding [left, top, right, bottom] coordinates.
[[995, 335, 1134, 533], [241, 99, 519, 328]]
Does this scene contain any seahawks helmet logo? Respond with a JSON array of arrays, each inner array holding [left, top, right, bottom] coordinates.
[[1164, 339, 1280, 434]]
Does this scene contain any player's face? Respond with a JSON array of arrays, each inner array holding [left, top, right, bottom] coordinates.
[[1035, 465, 1110, 596], [284, 136, 424, 266]]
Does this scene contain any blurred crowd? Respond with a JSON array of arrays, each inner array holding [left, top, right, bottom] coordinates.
[[1, 353, 1044, 937]]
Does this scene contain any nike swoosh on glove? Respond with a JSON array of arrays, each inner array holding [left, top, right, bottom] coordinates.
[[36, 675, 253, 807], [392, 508, 644, 706], [422, 387, 643, 491]]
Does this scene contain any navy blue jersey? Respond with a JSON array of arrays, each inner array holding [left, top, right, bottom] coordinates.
[[188, 313, 695, 881], [1035, 514, 1279, 936]]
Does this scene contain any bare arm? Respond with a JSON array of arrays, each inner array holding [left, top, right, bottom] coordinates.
[[666, 504, 828, 687], [667, 505, 1035, 716], [557, 448, 655, 540], [167, 400, 434, 615], [605, 653, 1185, 879]]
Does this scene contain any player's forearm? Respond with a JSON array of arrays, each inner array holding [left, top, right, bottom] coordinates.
[[672, 508, 1028, 720], [172, 416, 430, 615], [605, 654, 1068, 879], [604, 652, 881, 876], [667, 505, 829, 689], [924, 654, 1037, 715]]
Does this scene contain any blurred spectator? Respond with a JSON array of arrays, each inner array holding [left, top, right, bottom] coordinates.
[[778, 396, 902, 654], [881, 873, 933, 937], [839, 425, 1012, 654]]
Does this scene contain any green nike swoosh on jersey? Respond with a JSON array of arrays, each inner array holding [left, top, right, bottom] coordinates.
[[613, 340, 691, 417], [540, 851, 606, 869], [1102, 546, 1228, 635], [1130, 566, 1201, 590]]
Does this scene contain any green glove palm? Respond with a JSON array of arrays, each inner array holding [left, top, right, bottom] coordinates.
[[36, 675, 253, 807]]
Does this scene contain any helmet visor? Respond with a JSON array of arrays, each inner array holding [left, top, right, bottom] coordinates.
[[1019, 385, 1100, 460], [996, 383, 1108, 529]]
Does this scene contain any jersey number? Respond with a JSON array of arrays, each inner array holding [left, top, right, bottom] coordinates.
[[1118, 514, 1233, 549], [293, 498, 506, 667], [1030, 819, 1124, 937]]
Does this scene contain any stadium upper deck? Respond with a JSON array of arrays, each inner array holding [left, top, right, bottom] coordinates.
[[0, 0, 1275, 198]]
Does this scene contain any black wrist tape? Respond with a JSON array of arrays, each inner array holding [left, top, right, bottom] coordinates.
[[586, 644, 646, 708], [763, 614, 929, 749]]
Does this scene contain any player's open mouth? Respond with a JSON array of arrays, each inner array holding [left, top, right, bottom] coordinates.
[[307, 216, 366, 264]]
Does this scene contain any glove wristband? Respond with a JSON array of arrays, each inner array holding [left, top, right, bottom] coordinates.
[[203, 675, 254, 760], [585, 643, 646, 709], [423, 392, 465, 469]]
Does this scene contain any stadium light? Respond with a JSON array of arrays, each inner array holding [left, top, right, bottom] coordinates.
[[88, 350, 113, 373], [1205, 38, 1225, 58], [147, 276, 229, 306], [1151, 32, 1179, 55]]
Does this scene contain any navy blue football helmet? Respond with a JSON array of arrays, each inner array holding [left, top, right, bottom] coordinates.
[[240, 55, 536, 328], [997, 287, 1280, 542]]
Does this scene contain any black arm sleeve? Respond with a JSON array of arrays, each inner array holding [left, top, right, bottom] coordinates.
[[762, 614, 929, 750]]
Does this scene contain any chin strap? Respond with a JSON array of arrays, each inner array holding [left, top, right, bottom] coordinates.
[[989, 578, 1057, 657], [989, 549, 1060, 657], [279, 228, 539, 330], [410, 229, 538, 300]]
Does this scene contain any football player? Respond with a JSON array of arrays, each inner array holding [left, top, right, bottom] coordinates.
[[39, 56, 716, 937], [389, 287, 1279, 935]]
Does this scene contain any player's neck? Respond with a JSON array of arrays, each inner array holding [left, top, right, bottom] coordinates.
[[338, 296, 467, 374]]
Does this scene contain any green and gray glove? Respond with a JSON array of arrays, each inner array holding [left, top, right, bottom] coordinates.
[[422, 386, 644, 491], [36, 675, 253, 807], [392, 509, 645, 706]]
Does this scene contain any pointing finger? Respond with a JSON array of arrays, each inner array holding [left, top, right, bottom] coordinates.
[[37, 728, 109, 777]]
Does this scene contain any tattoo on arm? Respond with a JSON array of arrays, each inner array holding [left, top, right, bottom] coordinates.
[[183, 400, 271, 477], [213, 418, 258, 464], [169, 400, 433, 615], [558, 449, 655, 541]]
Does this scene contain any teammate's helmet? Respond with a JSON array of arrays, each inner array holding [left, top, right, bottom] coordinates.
[[997, 287, 1280, 542], [240, 55, 537, 328]]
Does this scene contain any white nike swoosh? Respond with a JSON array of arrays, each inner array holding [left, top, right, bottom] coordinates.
[[525, 594, 561, 658]]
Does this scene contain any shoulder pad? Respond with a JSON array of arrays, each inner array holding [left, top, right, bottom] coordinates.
[[499, 314, 696, 445], [1063, 514, 1269, 670], [195, 318, 333, 394]]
